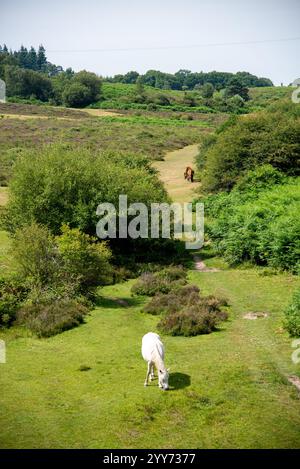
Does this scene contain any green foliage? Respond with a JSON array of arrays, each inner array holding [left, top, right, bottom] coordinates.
[[157, 303, 228, 336], [0, 276, 28, 326], [62, 82, 92, 107], [62, 70, 101, 107], [16, 298, 89, 337], [284, 288, 300, 337], [111, 68, 272, 91], [12, 223, 59, 287], [73, 70, 101, 102], [201, 83, 214, 98], [196, 102, 300, 192], [56, 224, 112, 290], [12, 222, 113, 292], [224, 77, 249, 101], [131, 266, 187, 296], [200, 168, 300, 272], [6, 144, 168, 235], [143, 284, 200, 315], [4, 65, 53, 101], [153, 288, 228, 336]]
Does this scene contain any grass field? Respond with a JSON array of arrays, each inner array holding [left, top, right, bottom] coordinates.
[[0, 102, 223, 185], [0, 265, 299, 448]]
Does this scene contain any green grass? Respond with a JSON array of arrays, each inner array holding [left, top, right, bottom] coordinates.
[[247, 86, 294, 111], [100, 115, 212, 127], [0, 267, 299, 448]]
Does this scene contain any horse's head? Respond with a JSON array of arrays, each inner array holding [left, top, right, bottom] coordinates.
[[159, 368, 170, 390]]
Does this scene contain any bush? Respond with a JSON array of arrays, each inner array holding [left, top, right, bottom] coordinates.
[[141, 280, 228, 337], [131, 266, 187, 296], [63, 82, 92, 107], [284, 289, 300, 337], [0, 277, 28, 326], [62, 70, 102, 107], [196, 102, 300, 192], [12, 223, 113, 294], [199, 168, 300, 272], [16, 298, 89, 337], [56, 224, 112, 291], [143, 285, 200, 315], [12, 222, 59, 287], [157, 302, 228, 336], [6, 145, 168, 236]]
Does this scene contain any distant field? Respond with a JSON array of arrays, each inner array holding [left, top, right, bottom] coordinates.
[[0, 102, 225, 185], [247, 86, 294, 110]]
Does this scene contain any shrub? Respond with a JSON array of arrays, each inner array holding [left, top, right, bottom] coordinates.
[[0, 277, 28, 326], [199, 169, 300, 272], [143, 285, 200, 315], [12, 223, 113, 300], [196, 103, 300, 192], [73, 70, 101, 102], [156, 265, 187, 282], [63, 82, 92, 107], [6, 145, 168, 236], [12, 222, 59, 287], [131, 266, 187, 296], [56, 224, 112, 291], [141, 281, 228, 337], [284, 289, 300, 337], [157, 302, 228, 336], [16, 298, 89, 337]]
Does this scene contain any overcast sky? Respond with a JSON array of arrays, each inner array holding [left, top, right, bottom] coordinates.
[[1, 0, 300, 85]]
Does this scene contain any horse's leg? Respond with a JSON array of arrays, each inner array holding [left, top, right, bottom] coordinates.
[[144, 361, 151, 386], [150, 364, 155, 381]]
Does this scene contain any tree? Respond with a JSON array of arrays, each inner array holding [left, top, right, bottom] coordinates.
[[62, 82, 91, 107], [122, 71, 139, 84], [225, 78, 249, 101], [201, 82, 214, 98], [6, 145, 168, 235], [4, 65, 53, 100], [73, 70, 101, 102], [27, 46, 38, 70], [37, 45, 47, 71]]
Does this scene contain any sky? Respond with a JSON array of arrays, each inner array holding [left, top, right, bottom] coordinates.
[[1, 0, 300, 85]]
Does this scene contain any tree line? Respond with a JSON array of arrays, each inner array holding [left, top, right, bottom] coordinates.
[[0, 44, 273, 108], [107, 69, 273, 90]]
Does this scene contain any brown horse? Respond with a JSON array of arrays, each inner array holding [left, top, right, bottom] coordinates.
[[184, 166, 194, 183]]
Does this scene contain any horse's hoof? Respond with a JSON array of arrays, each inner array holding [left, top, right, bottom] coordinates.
[[144, 383, 148, 387]]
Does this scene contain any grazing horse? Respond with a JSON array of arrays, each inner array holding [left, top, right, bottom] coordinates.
[[184, 166, 194, 182], [142, 332, 169, 390]]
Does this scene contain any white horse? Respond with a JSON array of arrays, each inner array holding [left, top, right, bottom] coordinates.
[[141, 332, 169, 390]]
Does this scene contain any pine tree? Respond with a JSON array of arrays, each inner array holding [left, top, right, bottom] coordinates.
[[37, 45, 47, 71], [18, 45, 30, 68], [28, 46, 38, 70]]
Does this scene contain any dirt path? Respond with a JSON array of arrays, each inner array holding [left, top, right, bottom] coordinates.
[[153, 144, 200, 204], [154, 144, 216, 272], [0, 109, 121, 121]]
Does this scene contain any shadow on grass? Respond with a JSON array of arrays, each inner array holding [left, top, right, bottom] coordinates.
[[95, 296, 145, 309], [169, 372, 191, 390]]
